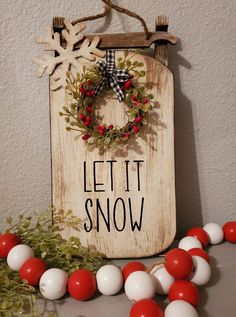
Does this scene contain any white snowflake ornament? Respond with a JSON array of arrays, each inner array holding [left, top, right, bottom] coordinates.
[[34, 19, 105, 90]]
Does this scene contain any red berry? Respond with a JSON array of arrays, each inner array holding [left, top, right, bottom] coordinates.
[[122, 133, 130, 138], [97, 125, 106, 135], [19, 257, 47, 286], [188, 248, 210, 263], [130, 299, 163, 317], [79, 86, 86, 95], [186, 227, 209, 248], [84, 121, 90, 127], [86, 80, 92, 85], [68, 269, 97, 301], [223, 221, 236, 243], [168, 280, 199, 306], [122, 261, 147, 282], [131, 95, 138, 102], [134, 101, 140, 107], [142, 98, 149, 104], [133, 125, 140, 133], [86, 106, 93, 113], [135, 115, 143, 123], [108, 124, 114, 129], [165, 248, 193, 279], [82, 134, 91, 141], [0, 233, 21, 258], [123, 79, 133, 89], [87, 90, 96, 96], [86, 116, 91, 122], [79, 113, 85, 121]]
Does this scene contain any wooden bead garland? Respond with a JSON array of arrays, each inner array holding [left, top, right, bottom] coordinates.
[[0, 220, 236, 316]]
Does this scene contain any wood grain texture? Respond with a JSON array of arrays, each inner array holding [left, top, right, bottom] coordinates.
[[50, 51, 176, 258], [52, 19, 177, 48], [62, 32, 177, 48], [155, 16, 169, 66]]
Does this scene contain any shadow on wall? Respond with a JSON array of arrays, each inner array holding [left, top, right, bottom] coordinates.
[[169, 40, 203, 237]]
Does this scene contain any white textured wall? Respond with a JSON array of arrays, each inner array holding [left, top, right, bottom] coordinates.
[[1, 0, 236, 235]]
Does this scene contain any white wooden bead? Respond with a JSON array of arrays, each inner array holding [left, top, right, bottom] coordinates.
[[165, 300, 199, 317], [39, 268, 68, 300], [178, 236, 202, 251], [125, 271, 156, 302], [96, 264, 123, 296], [203, 223, 224, 244], [189, 255, 211, 286], [7, 244, 34, 271], [150, 264, 175, 295]]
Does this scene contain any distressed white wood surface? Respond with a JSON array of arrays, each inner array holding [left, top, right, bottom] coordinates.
[[50, 51, 176, 258]]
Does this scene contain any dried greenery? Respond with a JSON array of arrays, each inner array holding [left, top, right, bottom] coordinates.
[[0, 208, 107, 317], [59, 50, 154, 154]]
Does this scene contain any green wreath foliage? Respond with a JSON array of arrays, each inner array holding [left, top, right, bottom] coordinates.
[[0, 208, 107, 317], [60, 51, 154, 153]]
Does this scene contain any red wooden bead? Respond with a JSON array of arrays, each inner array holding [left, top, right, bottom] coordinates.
[[223, 221, 236, 243], [188, 248, 210, 263], [168, 280, 199, 306], [19, 257, 47, 286], [130, 299, 163, 317], [122, 261, 146, 281], [186, 227, 209, 248], [0, 233, 21, 258], [68, 269, 97, 301], [165, 248, 193, 279]]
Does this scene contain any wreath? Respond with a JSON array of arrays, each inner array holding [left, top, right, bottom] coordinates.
[[60, 50, 154, 153]]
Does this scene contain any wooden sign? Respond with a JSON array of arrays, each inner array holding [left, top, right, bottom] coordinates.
[[49, 16, 176, 258]]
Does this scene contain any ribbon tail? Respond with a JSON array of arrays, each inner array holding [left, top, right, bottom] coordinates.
[[106, 50, 115, 74], [94, 78, 107, 97], [96, 60, 107, 75], [109, 75, 125, 102]]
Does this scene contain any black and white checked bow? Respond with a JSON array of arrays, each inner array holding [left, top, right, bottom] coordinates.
[[94, 50, 130, 102]]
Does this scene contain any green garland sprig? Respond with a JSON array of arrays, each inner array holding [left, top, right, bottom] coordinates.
[[59, 51, 154, 154], [0, 208, 107, 317]]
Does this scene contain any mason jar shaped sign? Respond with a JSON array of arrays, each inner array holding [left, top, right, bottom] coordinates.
[[49, 17, 177, 257]]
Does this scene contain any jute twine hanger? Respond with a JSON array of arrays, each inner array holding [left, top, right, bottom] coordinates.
[[70, 0, 151, 40]]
